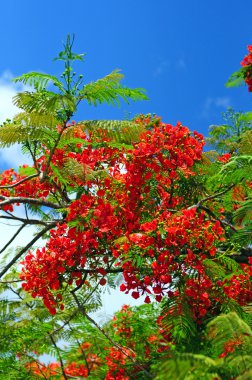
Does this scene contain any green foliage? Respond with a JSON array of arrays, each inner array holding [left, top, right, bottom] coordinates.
[[207, 108, 252, 153], [78, 69, 147, 106], [226, 67, 248, 88], [0, 34, 147, 151], [153, 353, 218, 380], [207, 312, 252, 356], [1, 35, 252, 380], [153, 313, 252, 380], [13, 72, 65, 92], [160, 295, 197, 345], [64, 119, 146, 145]]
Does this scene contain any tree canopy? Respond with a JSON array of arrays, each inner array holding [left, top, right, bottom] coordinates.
[[0, 37, 251, 379]]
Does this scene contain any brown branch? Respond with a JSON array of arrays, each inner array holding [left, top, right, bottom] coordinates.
[[50, 179, 71, 204], [51, 309, 79, 335], [68, 324, 91, 375], [48, 334, 68, 380], [40, 124, 67, 182], [0, 223, 56, 278], [71, 291, 154, 379], [0, 195, 67, 209], [0, 173, 39, 189], [198, 205, 236, 235], [26, 141, 40, 171], [0, 224, 25, 254], [0, 214, 55, 227], [196, 183, 236, 207]]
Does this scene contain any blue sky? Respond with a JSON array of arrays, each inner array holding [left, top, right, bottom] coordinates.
[[0, 0, 252, 138]]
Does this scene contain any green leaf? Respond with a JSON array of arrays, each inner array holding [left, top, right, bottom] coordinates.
[[206, 312, 252, 357], [153, 353, 217, 380], [13, 72, 65, 92], [226, 68, 247, 88], [78, 69, 148, 106], [18, 166, 37, 176]]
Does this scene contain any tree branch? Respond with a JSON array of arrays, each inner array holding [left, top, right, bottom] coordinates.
[[40, 124, 67, 182], [0, 214, 55, 227], [48, 333, 68, 380], [0, 173, 39, 189], [0, 195, 67, 209], [0, 224, 25, 254], [196, 183, 236, 207], [71, 291, 154, 379], [0, 223, 56, 278]]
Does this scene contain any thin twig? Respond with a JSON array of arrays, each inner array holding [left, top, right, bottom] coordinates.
[[68, 323, 91, 375], [0, 224, 25, 254], [0, 223, 56, 278], [71, 291, 154, 379], [0, 195, 67, 209], [48, 334, 68, 380], [51, 309, 79, 335], [0, 215, 53, 227], [0, 173, 39, 189], [195, 183, 236, 207], [40, 124, 67, 182]]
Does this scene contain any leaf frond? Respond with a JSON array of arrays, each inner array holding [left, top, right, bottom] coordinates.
[[13, 72, 64, 92], [207, 312, 252, 357], [78, 69, 148, 106], [161, 296, 197, 343], [153, 353, 217, 380], [73, 119, 146, 144]]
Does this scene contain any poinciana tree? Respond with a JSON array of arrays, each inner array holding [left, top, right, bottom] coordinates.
[[0, 37, 252, 379]]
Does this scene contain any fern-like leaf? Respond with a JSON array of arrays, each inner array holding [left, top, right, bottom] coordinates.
[[73, 119, 146, 144], [207, 312, 252, 357], [239, 130, 252, 154], [14, 111, 60, 129], [78, 69, 148, 106], [214, 156, 252, 186], [153, 353, 218, 380], [0, 120, 55, 146], [161, 296, 197, 343], [13, 91, 76, 116], [226, 68, 247, 88], [13, 72, 65, 92], [233, 199, 252, 225]]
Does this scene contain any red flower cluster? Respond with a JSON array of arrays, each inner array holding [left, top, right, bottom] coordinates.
[[17, 118, 252, 321], [241, 45, 252, 91], [219, 335, 244, 358], [26, 341, 100, 379], [221, 266, 252, 305], [105, 347, 134, 380], [25, 361, 61, 378], [0, 167, 52, 212], [112, 305, 134, 340], [218, 153, 231, 163]]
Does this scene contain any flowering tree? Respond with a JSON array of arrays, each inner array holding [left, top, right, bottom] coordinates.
[[0, 38, 251, 379]]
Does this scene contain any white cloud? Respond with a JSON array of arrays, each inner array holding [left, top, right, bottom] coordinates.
[[153, 60, 170, 77], [0, 70, 27, 124], [0, 71, 32, 168], [201, 96, 231, 118], [177, 58, 186, 70], [153, 58, 187, 77]]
